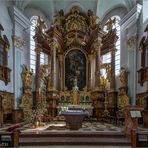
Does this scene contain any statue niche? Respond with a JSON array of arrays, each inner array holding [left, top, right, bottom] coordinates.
[[65, 49, 86, 91]]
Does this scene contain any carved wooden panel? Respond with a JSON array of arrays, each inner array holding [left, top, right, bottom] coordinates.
[[137, 67, 148, 86], [137, 92, 148, 110], [0, 90, 14, 123], [0, 24, 11, 85]]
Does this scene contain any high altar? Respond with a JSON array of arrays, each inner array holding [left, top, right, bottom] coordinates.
[[20, 6, 119, 121]]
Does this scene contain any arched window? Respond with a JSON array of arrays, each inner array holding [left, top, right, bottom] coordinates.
[[30, 16, 48, 73], [102, 16, 121, 76]]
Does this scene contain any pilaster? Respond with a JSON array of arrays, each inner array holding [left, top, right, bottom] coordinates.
[[9, 6, 31, 109], [120, 4, 142, 105]]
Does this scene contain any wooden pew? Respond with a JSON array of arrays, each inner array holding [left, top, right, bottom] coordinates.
[[0, 130, 19, 147], [131, 129, 148, 148]]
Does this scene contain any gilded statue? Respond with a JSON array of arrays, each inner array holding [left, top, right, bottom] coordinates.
[[54, 10, 64, 28], [100, 75, 107, 89], [21, 64, 33, 90], [105, 17, 116, 31], [36, 16, 46, 34], [88, 10, 99, 28], [118, 89, 129, 109], [119, 67, 128, 87], [106, 64, 111, 82]]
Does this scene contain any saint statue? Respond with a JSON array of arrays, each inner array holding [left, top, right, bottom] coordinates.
[[21, 64, 33, 89], [119, 67, 128, 87], [36, 16, 46, 34], [118, 89, 129, 109], [106, 64, 111, 82], [54, 10, 64, 28], [105, 17, 116, 31], [88, 9, 99, 28]]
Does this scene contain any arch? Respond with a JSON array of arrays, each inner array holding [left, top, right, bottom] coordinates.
[[102, 15, 121, 76], [101, 4, 128, 24], [24, 6, 51, 27]]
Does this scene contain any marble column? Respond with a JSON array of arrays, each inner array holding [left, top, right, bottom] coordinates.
[[88, 54, 93, 90], [58, 54, 64, 91], [110, 45, 116, 90], [35, 45, 42, 104], [49, 41, 58, 90], [94, 40, 102, 89]]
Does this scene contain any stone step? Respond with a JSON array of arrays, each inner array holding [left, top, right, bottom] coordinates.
[[19, 131, 131, 146]]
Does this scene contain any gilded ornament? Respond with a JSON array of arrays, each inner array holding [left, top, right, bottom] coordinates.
[[119, 67, 128, 87], [35, 16, 46, 34], [21, 64, 33, 93], [127, 35, 136, 49], [105, 17, 116, 31], [13, 35, 25, 49], [118, 89, 129, 109]]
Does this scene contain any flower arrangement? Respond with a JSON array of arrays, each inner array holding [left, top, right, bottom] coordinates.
[[30, 97, 47, 126]]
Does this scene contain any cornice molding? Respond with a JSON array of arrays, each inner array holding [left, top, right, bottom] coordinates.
[[120, 4, 142, 29], [9, 6, 31, 29]]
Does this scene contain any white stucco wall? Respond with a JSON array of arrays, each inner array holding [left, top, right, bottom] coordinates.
[[0, 0, 13, 92], [143, 0, 148, 23]]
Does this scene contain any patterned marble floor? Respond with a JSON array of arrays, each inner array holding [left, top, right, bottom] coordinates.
[[1, 120, 148, 133], [20, 146, 131, 148], [19, 121, 123, 133]]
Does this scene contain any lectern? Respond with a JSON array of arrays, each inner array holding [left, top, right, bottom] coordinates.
[[124, 105, 144, 136]]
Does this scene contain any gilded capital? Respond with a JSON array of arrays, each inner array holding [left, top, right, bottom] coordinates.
[[35, 47, 42, 53], [88, 54, 93, 61], [58, 54, 63, 62], [93, 40, 102, 51], [49, 40, 59, 51]]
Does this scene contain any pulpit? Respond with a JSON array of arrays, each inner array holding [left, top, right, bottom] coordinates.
[[61, 110, 88, 130], [124, 105, 144, 136]]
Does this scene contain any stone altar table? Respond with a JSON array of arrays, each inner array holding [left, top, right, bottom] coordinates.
[[61, 110, 88, 130]]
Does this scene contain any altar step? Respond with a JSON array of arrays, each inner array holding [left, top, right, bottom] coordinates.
[[19, 131, 131, 146]]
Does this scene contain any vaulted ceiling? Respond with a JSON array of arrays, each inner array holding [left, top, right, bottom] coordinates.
[[12, 0, 137, 22]]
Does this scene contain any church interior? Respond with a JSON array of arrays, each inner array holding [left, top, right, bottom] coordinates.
[[0, 0, 148, 147]]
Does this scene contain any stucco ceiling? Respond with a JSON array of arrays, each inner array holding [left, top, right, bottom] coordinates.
[[12, 0, 137, 22]]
